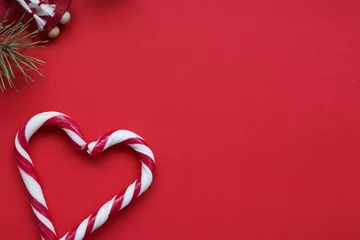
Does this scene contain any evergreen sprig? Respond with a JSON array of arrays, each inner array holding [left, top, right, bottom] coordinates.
[[0, 11, 47, 91]]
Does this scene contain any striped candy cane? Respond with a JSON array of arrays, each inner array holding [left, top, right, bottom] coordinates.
[[15, 111, 156, 240]]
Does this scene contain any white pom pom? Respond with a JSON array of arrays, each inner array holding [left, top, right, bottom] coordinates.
[[33, 14, 46, 30], [40, 4, 56, 17]]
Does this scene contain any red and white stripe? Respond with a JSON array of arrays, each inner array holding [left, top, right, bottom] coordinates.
[[15, 111, 155, 240]]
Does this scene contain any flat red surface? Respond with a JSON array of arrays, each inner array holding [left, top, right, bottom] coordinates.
[[0, 0, 360, 239]]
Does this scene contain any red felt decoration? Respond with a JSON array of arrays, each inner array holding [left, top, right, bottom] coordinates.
[[5, 0, 71, 38]]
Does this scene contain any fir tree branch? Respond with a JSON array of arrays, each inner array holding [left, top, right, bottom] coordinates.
[[0, 11, 47, 92]]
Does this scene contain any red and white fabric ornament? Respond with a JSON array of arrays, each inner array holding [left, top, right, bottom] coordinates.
[[16, 0, 56, 30], [14, 0, 72, 37]]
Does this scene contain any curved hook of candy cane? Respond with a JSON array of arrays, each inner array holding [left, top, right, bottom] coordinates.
[[15, 111, 86, 239], [15, 111, 156, 240], [59, 130, 156, 240], [16, 111, 86, 149]]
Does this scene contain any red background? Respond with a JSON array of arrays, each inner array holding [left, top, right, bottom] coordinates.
[[0, 0, 360, 239]]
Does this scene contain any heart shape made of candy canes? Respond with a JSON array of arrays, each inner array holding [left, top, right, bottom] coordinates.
[[14, 111, 155, 240]]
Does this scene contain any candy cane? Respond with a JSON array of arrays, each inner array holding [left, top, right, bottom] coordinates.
[[15, 111, 156, 240]]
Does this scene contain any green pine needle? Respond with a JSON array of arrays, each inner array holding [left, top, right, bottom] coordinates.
[[0, 11, 47, 92]]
